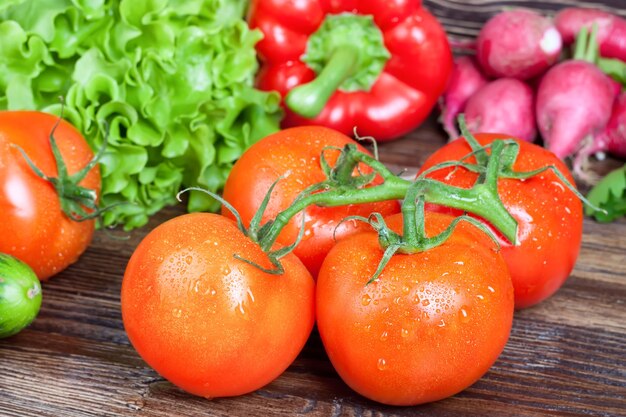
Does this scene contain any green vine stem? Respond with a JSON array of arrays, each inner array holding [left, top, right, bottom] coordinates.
[[256, 141, 519, 253], [197, 116, 601, 278]]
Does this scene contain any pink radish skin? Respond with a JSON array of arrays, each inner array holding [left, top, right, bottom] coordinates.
[[477, 9, 563, 80], [555, 8, 626, 61], [573, 92, 626, 182], [536, 60, 616, 160], [440, 56, 488, 138], [464, 78, 537, 142], [589, 92, 626, 158]]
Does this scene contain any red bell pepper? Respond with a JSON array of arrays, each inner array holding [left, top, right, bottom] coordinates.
[[249, 0, 453, 141]]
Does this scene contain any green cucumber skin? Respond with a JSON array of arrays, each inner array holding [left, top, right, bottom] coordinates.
[[0, 254, 42, 338]]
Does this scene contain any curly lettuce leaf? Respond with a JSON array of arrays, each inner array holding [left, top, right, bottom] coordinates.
[[586, 165, 626, 223], [0, 0, 281, 230]]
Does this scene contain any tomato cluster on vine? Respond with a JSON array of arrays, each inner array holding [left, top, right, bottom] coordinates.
[[120, 123, 586, 406]]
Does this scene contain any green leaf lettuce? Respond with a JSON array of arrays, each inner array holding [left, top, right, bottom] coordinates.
[[0, 0, 281, 229]]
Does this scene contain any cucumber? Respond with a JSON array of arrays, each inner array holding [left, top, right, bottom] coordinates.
[[0, 254, 42, 338]]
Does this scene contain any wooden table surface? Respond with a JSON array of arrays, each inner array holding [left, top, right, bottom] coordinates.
[[2, 116, 625, 417], [2, 1, 626, 417]]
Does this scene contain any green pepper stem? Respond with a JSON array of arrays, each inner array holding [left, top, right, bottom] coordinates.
[[286, 45, 359, 118]]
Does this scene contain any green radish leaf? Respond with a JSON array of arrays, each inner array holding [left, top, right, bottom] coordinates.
[[598, 58, 626, 87], [586, 165, 626, 222]]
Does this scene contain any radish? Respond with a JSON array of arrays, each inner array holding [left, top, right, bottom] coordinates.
[[573, 92, 626, 183], [536, 26, 617, 162], [536, 60, 615, 160], [439, 56, 488, 138], [477, 9, 563, 80], [464, 78, 536, 142], [597, 91, 626, 159], [555, 8, 626, 61]]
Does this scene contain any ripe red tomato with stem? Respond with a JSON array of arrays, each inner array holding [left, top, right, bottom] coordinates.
[[0, 111, 101, 280], [316, 211, 514, 406], [222, 126, 400, 277], [121, 213, 315, 398], [418, 132, 583, 308]]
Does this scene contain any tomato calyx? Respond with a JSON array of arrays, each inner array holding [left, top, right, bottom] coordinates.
[[419, 116, 602, 215], [344, 188, 499, 284], [12, 115, 114, 223], [178, 183, 307, 275]]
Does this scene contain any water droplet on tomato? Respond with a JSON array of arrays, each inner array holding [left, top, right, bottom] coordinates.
[[487, 286, 495, 293], [361, 294, 372, 306], [438, 319, 446, 327], [459, 306, 470, 323], [237, 303, 248, 319], [401, 285, 410, 295], [401, 328, 409, 338], [412, 295, 420, 304], [172, 308, 182, 318], [422, 299, 430, 307], [377, 358, 387, 371], [185, 256, 193, 265], [380, 331, 388, 341]]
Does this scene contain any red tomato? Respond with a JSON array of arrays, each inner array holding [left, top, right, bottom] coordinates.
[[419, 134, 583, 308], [121, 213, 315, 398], [316, 212, 514, 405], [222, 126, 400, 277], [0, 111, 100, 280]]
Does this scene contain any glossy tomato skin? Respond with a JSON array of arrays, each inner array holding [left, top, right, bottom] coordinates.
[[121, 213, 315, 398], [317, 212, 514, 406], [418, 134, 583, 308], [222, 126, 400, 277], [0, 111, 100, 280]]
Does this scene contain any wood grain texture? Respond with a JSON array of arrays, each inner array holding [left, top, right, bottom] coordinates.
[[2, 1, 626, 416]]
